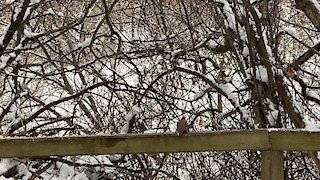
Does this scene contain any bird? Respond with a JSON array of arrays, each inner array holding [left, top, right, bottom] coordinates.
[[177, 117, 188, 136]]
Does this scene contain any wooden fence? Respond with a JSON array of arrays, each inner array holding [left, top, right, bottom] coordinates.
[[0, 129, 319, 180]]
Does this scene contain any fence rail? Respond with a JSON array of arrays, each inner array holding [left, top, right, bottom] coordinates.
[[0, 129, 319, 180], [0, 129, 318, 158]]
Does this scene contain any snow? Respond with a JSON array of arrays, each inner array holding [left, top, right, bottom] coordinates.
[[23, 29, 42, 38], [58, 162, 74, 178], [198, 50, 210, 58], [216, 0, 236, 31], [0, 25, 9, 47], [20, 92, 28, 97], [206, 37, 225, 49], [13, 5, 22, 22], [19, 161, 89, 180], [120, 123, 129, 134], [254, 6, 262, 18], [310, 0, 320, 14], [254, 65, 269, 83], [207, 39, 218, 48], [77, 37, 92, 48], [17, 163, 32, 180], [267, 128, 280, 132], [9, 155, 114, 179], [121, 105, 142, 134], [159, 34, 175, 40], [217, 83, 239, 107], [267, 110, 278, 126], [23, 7, 32, 20], [304, 121, 320, 131], [31, 0, 40, 4], [239, 106, 250, 119], [0, 159, 15, 175], [143, 129, 164, 134], [14, 38, 24, 50], [303, 115, 320, 131], [0, 35, 4, 47], [0, 55, 9, 69], [124, 105, 142, 121], [262, 29, 275, 63], [193, 89, 206, 100], [238, 27, 247, 44], [77, 155, 112, 166], [283, 27, 297, 37], [57, 11, 64, 17], [5, 0, 14, 4], [45, 8, 55, 15], [132, 105, 142, 114], [242, 46, 249, 57], [0, 176, 13, 180], [266, 99, 278, 126], [307, 89, 320, 100], [171, 49, 183, 57], [9, 52, 16, 58], [74, 172, 89, 180], [178, 168, 190, 180]]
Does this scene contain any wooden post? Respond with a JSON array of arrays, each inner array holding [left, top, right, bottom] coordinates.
[[261, 151, 284, 180]]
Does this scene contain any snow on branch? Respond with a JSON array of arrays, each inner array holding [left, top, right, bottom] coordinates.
[[121, 105, 142, 134]]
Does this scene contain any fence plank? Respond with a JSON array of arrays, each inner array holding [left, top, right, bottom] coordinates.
[[1, 130, 268, 158], [269, 130, 320, 151], [0, 130, 319, 158]]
